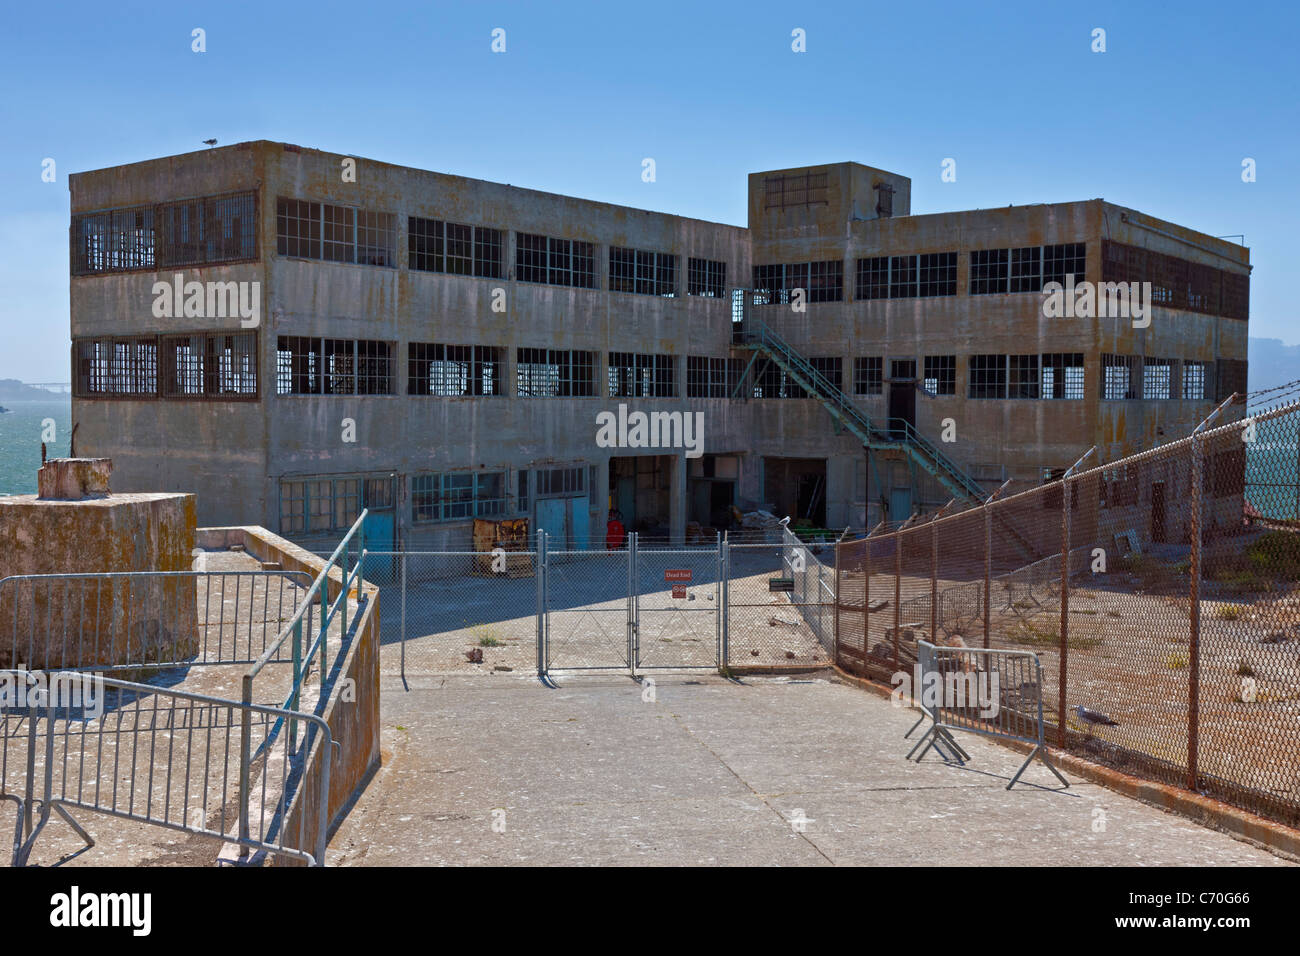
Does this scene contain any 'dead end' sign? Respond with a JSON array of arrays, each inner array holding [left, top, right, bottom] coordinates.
[[666, 568, 691, 598], [769, 577, 795, 592]]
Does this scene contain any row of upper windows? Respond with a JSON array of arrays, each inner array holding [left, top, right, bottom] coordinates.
[[70, 332, 1216, 406], [276, 198, 728, 297], [750, 244, 1089, 305]]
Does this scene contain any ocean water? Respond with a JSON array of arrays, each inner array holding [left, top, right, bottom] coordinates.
[[0, 399, 72, 494]]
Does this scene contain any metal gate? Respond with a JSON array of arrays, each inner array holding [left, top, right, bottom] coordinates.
[[541, 534, 720, 675], [724, 531, 834, 668], [632, 543, 721, 671]]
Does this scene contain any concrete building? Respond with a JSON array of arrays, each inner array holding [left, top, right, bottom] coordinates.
[[68, 142, 1249, 552]]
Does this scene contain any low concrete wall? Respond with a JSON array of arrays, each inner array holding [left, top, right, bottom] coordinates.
[[0, 493, 197, 669], [197, 525, 381, 865]]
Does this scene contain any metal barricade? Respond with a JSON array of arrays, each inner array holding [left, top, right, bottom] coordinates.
[[4, 668, 332, 867], [905, 640, 1069, 790]]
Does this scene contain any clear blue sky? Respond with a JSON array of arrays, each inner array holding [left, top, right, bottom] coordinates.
[[1, 0, 1296, 382]]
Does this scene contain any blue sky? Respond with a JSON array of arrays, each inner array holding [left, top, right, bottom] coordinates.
[[1, 0, 1296, 382]]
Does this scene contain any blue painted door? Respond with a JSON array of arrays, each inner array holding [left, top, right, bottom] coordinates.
[[362, 510, 395, 584], [889, 488, 912, 523], [570, 499, 589, 550], [538, 498, 568, 549]]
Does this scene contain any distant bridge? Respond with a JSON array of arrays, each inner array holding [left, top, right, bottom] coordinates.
[[25, 383, 72, 394]]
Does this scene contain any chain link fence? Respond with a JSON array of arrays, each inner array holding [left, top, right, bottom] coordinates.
[[837, 397, 1300, 827], [368, 529, 836, 679]]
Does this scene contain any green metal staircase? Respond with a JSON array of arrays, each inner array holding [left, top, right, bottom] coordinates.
[[731, 313, 987, 504]]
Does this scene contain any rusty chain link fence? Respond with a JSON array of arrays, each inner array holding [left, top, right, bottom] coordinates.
[[837, 397, 1300, 827]]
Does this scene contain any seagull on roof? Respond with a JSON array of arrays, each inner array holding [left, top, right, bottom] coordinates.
[[202, 139, 217, 146], [1075, 704, 1119, 728]]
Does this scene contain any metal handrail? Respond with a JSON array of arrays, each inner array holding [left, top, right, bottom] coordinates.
[[738, 315, 985, 499]]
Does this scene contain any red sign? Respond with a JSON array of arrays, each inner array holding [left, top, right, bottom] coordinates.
[[666, 568, 691, 599]]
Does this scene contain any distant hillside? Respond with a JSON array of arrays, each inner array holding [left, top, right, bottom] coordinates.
[[1248, 338, 1300, 402], [0, 379, 65, 402]]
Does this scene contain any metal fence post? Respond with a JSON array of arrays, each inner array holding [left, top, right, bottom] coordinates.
[[535, 531, 546, 679], [833, 539, 842, 668], [893, 530, 902, 672], [1058, 478, 1071, 749], [930, 520, 939, 643], [716, 532, 725, 673], [1188, 429, 1205, 790], [983, 503, 992, 649], [628, 533, 638, 670], [717, 530, 728, 671], [238, 673, 252, 859], [399, 552, 407, 684]]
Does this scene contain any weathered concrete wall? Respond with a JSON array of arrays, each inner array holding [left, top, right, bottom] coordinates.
[[0, 493, 197, 668], [69, 144, 1250, 542]]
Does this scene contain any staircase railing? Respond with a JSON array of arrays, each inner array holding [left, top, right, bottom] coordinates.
[[734, 312, 986, 501]]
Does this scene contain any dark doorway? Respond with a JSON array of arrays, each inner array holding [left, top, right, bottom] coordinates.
[[888, 386, 915, 438], [764, 457, 828, 528], [1151, 481, 1167, 543], [889, 360, 916, 437]]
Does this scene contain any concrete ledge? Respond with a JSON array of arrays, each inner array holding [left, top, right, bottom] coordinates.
[[198, 524, 381, 866], [831, 663, 1300, 863]]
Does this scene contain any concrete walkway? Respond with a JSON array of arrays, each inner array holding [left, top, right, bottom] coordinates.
[[328, 671, 1292, 866]]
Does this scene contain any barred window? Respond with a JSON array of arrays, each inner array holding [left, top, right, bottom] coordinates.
[[408, 343, 503, 396], [1183, 360, 1208, 400], [1009, 354, 1040, 399], [281, 474, 392, 535], [754, 359, 806, 399], [687, 258, 726, 297], [409, 217, 504, 278], [855, 257, 889, 300], [445, 222, 473, 274], [608, 352, 676, 397], [889, 255, 917, 298], [918, 252, 957, 297], [355, 340, 394, 394], [686, 356, 742, 397], [808, 260, 843, 302], [515, 348, 595, 397], [275, 198, 396, 268], [356, 210, 398, 266], [474, 227, 504, 278], [969, 354, 1009, 399], [73, 337, 159, 396], [810, 357, 842, 391], [73, 192, 258, 276], [154, 332, 258, 398], [516, 233, 548, 283], [1044, 243, 1086, 287], [517, 233, 593, 287], [412, 471, 507, 523], [609, 246, 636, 293], [275, 337, 393, 395], [753, 261, 835, 304], [535, 466, 586, 497], [853, 356, 883, 395], [1143, 358, 1175, 400], [969, 249, 1010, 295], [1102, 354, 1140, 401], [1009, 246, 1042, 293], [923, 355, 956, 396], [610, 247, 675, 296], [321, 204, 355, 263], [971, 251, 1002, 295], [277, 198, 320, 259], [1040, 353, 1085, 399]]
